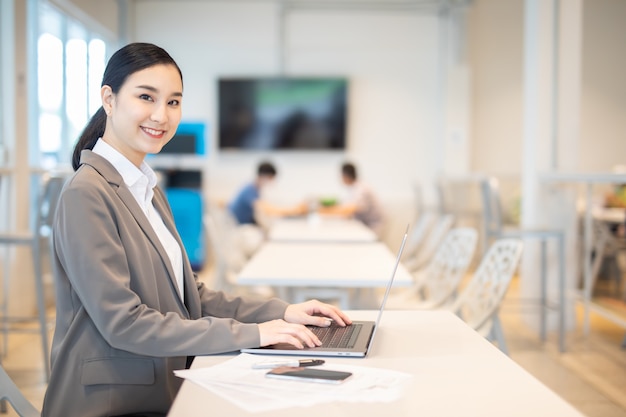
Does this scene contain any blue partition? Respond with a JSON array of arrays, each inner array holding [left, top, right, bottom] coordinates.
[[165, 187, 204, 271]]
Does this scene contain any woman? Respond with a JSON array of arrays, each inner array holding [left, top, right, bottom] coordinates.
[[42, 42, 351, 417]]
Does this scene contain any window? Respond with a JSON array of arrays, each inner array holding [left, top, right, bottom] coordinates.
[[37, 2, 107, 168], [0, 1, 7, 167]]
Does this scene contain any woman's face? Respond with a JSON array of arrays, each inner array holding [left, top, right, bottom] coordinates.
[[101, 64, 183, 167]]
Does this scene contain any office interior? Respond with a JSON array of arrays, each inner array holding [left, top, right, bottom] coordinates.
[[1, 0, 625, 416]]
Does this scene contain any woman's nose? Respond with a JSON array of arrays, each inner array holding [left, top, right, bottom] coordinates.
[[150, 103, 168, 123]]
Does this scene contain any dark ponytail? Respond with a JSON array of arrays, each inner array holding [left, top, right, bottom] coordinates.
[[71, 42, 183, 171], [72, 107, 107, 170]]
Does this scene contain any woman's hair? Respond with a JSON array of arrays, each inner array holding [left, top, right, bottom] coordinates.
[[71, 42, 183, 170]]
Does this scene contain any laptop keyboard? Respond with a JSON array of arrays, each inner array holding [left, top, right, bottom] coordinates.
[[307, 324, 362, 349]]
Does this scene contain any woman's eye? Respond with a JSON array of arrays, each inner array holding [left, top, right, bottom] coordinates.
[[139, 94, 153, 101], [169, 99, 180, 106]]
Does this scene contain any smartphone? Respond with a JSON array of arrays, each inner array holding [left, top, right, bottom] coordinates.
[[265, 366, 352, 384]]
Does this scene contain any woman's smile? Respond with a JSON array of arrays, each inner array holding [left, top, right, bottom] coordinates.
[[141, 126, 167, 139]]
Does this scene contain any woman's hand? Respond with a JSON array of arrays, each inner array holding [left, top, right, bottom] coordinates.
[[257, 300, 352, 349], [284, 300, 352, 327], [258, 319, 321, 349]]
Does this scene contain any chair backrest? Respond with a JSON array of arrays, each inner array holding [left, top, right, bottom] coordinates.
[[203, 211, 234, 291], [404, 214, 455, 272], [203, 206, 261, 290], [413, 227, 478, 308], [480, 176, 505, 239], [0, 365, 40, 417], [450, 238, 523, 332], [37, 173, 68, 236], [401, 211, 437, 262], [413, 181, 424, 221]]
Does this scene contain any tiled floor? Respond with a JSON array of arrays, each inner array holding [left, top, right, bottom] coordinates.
[[1, 276, 625, 417]]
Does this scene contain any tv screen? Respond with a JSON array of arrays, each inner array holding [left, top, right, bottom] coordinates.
[[218, 77, 348, 150]]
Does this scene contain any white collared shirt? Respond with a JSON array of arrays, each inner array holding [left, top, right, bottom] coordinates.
[[92, 139, 185, 303]]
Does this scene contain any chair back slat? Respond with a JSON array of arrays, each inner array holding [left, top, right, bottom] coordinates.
[[450, 238, 523, 332], [414, 227, 478, 308]]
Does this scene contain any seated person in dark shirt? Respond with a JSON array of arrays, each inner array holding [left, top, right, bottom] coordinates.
[[228, 161, 306, 225]]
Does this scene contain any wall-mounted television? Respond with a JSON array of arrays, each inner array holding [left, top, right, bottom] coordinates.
[[218, 77, 348, 150]]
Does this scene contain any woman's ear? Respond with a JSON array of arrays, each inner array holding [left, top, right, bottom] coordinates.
[[101, 85, 113, 116]]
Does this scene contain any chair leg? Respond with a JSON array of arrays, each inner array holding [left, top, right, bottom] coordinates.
[[31, 241, 51, 382], [540, 240, 547, 342], [491, 314, 509, 355], [0, 355, 5, 413], [1, 246, 9, 359], [557, 234, 566, 353]]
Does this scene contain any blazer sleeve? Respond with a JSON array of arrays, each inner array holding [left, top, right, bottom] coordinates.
[[194, 279, 289, 323], [54, 176, 282, 357]]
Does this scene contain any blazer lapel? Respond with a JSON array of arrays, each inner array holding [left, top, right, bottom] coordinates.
[[80, 151, 189, 316], [119, 186, 191, 313]]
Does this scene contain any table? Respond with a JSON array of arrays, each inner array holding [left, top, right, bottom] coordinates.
[[237, 242, 413, 306], [268, 217, 378, 243], [593, 206, 626, 224], [168, 310, 585, 417], [237, 241, 413, 307]]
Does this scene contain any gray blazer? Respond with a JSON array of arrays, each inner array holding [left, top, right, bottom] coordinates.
[[42, 151, 288, 417]]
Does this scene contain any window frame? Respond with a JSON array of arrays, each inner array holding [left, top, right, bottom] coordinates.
[[34, 1, 111, 169]]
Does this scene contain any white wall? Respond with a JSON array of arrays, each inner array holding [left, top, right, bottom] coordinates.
[[467, 0, 524, 176], [48, 0, 120, 41], [580, 0, 626, 172], [132, 1, 447, 242], [467, 0, 626, 176]]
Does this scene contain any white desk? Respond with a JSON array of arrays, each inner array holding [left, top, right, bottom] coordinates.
[[237, 242, 412, 288], [268, 217, 378, 243], [168, 310, 584, 417], [593, 206, 626, 224], [237, 242, 412, 307]]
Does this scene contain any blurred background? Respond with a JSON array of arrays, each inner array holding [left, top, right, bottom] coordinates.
[[1, 0, 625, 415]]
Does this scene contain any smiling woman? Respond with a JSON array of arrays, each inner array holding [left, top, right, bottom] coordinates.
[[100, 64, 183, 166], [42, 42, 351, 417], [70, 43, 184, 170]]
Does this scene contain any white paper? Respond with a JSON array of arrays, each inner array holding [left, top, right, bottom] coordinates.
[[174, 353, 413, 413]]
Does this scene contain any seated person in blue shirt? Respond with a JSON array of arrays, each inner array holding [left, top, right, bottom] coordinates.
[[228, 161, 306, 225]]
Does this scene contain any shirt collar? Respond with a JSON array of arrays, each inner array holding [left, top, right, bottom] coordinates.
[[92, 138, 158, 190]]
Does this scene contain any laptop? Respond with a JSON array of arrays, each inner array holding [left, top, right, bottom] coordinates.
[[241, 225, 409, 358]]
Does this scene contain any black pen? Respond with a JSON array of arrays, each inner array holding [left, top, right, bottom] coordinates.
[[251, 359, 325, 369]]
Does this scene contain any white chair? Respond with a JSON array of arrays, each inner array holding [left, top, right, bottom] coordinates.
[[400, 210, 437, 263], [0, 364, 40, 417], [480, 177, 566, 352], [587, 218, 623, 297], [203, 211, 235, 292], [389, 228, 478, 310], [203, 209, 271, 297], [0, 172, 68, 382], [403, 214, 455, 273], [203, 209, 249, 292], [448, 238, 524, 354], [412, 228, 478, 308]]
